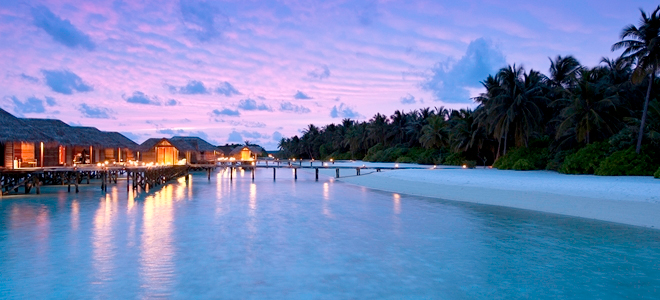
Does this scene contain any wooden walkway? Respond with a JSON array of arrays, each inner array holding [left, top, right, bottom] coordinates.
[[0, 164, 215, 196], [221, 159, 438, 181]]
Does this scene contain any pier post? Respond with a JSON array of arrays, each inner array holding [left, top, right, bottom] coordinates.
[[127, 171, 130, 192], [356, 168, 359, 176], [310, 161, 313, 167], [273, 168, 276, 180], [87, 172, 90, 184], [230, 167, 233, 180], [35, 176, 40, 194], [315, 168, 319, 181], [207, 168, 211, 181], [75, 172, 79, 193], [294, 168, 297, 180], [251, 167, 255, 181], [299, 161, 302, 167], [67, 172, 71, 192], [335, 168, 339, 178]]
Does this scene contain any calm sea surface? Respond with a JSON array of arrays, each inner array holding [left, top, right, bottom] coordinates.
[[1, 168, 659, 299]]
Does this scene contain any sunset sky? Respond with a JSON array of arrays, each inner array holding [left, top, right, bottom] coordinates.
[[0, 0, 654, 149]]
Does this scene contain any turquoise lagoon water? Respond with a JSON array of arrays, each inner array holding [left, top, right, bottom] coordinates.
[[0, 168, 659, 299]]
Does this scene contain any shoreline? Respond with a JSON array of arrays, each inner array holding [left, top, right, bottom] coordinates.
[[334, 168, 660, 229]]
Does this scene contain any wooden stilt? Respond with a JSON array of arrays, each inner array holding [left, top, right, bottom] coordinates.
[[336, 168, 339, 178], [75, 172, 80, 193], [294, 168, 297, 180], [315, 168, 319, 181], [273, 168, 276, 180]]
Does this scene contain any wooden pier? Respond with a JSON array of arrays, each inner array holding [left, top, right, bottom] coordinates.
[[0, 164, 215, 196], [220, 159, 438, 182]]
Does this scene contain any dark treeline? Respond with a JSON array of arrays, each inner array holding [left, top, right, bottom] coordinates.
[[278, 7, 660, 178]]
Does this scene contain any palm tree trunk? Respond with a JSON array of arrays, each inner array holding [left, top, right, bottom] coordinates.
[[502, 129, 508, 156], [636, 71, 655, 154], [495, 138, 501, 160]]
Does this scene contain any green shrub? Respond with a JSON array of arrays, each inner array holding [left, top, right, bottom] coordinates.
[[546, 149, 577, 171], [444, 152, 466, 166], [655, 167, 660, 178], [493, 147, 549, 170], [595, 147, 655, 176], [395, 156, 414, 163], [559, 142, 610, 174], [381, 147, 408, 162], [512, 159, 534, 170]]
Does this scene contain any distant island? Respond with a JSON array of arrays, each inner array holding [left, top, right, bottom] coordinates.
[[278, 7, 660, 179]]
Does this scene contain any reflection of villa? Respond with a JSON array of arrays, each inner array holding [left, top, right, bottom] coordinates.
[[139, 136, 220, 165]]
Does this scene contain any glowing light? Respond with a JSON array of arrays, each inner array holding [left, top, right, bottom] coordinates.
[[324, 163, 328, 166], [330, 158, 333, 162], [251, 162, 255, 166], [433, 165, 436, 169], [462, 164, 467, 169], [394, 164, 399, 168], [97, 163, 102, 167]]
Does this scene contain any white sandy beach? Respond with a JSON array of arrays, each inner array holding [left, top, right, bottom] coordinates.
[[322, 162, 660, 229]]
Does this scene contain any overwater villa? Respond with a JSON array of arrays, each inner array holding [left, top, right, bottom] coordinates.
[[0, 108, 139, 169], [0, 109, 53, 169], [139, 136, 220, 165], [228, 145, 265, 161]]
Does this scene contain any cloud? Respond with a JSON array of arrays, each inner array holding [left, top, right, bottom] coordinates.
[[227, 120, 266, 128], [168, 80, 209, 94], [123, 91, 161, 105], [358, 1, 379, 26], [237, 98, 271, 111], [158, 128, 184, 135], [212, 108, 240, 117], [215, 81, 241, 96], [280, 102, 310, 113], [180, 0, 230, 42], [422, 38, 506, 103], [330, 103, 363, 119], [400, 94, 416, 104], [78, 104, 113, 119], [31, 5, 95, 50], [294, 90, 312, 100], [20, 73, 40, 84], [166, 99, 179, 106], [227, 130, 243, 143], [45, 96, 56, 106], [272, 131, 282, 142], [41, 69, 93, 95], [8, 96, 45, 114], [307, 65, 330, 80], [241, 131, 269, 139]]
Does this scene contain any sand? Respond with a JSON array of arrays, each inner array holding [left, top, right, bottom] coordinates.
[[326, 163, 660, 229]]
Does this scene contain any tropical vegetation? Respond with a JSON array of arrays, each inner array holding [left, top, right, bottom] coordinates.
[[278, 6, 660, 177]]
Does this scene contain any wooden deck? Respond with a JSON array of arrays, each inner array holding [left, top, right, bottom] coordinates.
[[0, 164, 216, 196]]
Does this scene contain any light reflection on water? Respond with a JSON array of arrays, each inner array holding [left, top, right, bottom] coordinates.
[[0, 168, 658, 299]]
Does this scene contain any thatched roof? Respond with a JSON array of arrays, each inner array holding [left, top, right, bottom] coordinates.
[[0, 108, 52, 143], [170, 136, 217, 152], [21, 118, 92, 146], [105, 132, 139, 150], [139, 138, 170, 152], [69, 127, 138, 149], [217, 145, 234, 156]]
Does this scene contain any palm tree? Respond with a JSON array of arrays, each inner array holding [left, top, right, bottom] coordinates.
[[367, 113, 389, 145], [612, 5, 660, 153], [485, 65, 547, 155], [555, 68, 621, 144], [419, 115, 449, 149], [548, 55, 581, 90]]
